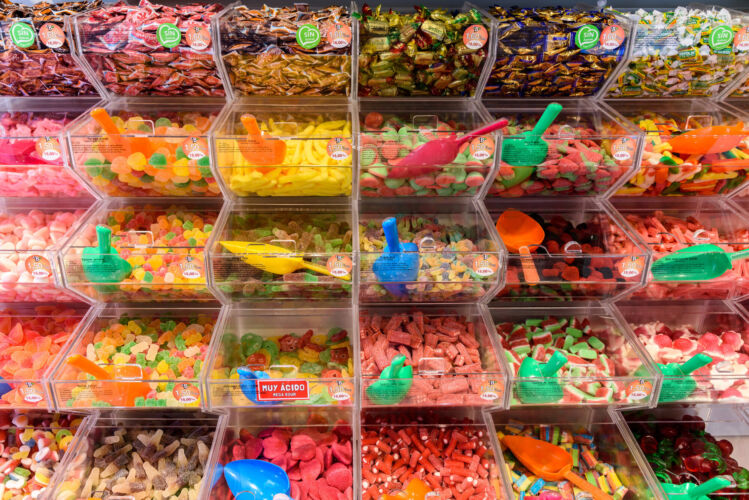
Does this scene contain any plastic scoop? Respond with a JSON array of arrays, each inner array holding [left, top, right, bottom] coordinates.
[[381, 478, 433, 500], [66, 354, 150, 407], [516, 351, 568, 404], [496, 210, 544, 284], [237, 366, 274, 406], [634, 353, 712, 403], [366, 354, 413, 405], [220, 241, 349, 281], [223, 459, 291, 500], [81, 225, 133, 284], [90, 107, 152, 160], [237, 114, 286, 166], [660, 476, 732, 500], [0, 377, 11, 398], [500, 102, 563, 187], [388, 118, 509, 178], [372, 217, 419, 297], [666, 122, 746, 155], [502, 435, 614, 500], [650, 243, 749, 281]]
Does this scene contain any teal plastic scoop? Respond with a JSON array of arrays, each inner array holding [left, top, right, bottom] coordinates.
[[660, 476, 733, 500], [635, 353, 711, 402], [516, 351, 568, 404], [366, 354, 413, 405], [81, 225, 132, 283], [651, 244, 749, 281]]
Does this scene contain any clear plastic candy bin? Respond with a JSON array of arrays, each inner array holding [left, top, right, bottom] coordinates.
[[358, 100, 498, 198], [617, 300, 749, 404], [602, 99, 749, 197], [209, 205, 355, 303], [489, 302, 658, 407], [49, 304, 224, 409], [359, 305, 507, 408], [488, 199, 648, 301], [205, 307, 355, 408], [212, 100, 354, 199], [483, 99, 641, 198]]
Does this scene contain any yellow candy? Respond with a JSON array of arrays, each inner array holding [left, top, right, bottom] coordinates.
[[112, 353, 129, 365], [127, 152, 147, 171], [298, 347, 319, 362], [156, 360, 170, 374], [279, 354, 302, 368], [59, 434, 74, 451], [127, 320, 142, 335]]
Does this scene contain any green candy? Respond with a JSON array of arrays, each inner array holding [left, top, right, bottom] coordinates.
[[241, 333, 263, 357]]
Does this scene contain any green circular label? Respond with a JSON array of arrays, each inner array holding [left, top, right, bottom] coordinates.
[[157, 22, 182, 48], [296, 24, 321, 49], [9, 22, 35, 48], [575, 24, 600, 50], [709, 25, 734, 51]]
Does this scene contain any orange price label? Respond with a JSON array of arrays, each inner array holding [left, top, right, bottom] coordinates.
[[20, 383, 44, 404], [735, 27, 749, 52], [600, 24, 625, 50], [185, 24, 211, 50], [35, 137, 62, 162], [25, 255, 51, 279], [179, 255, 202, 279], [469, 136, 495, 160], [463, 24, 488, 50], [626, 379, 653, 401], [327, 23, 352, 48], [617, 256, 645, 278], [182, 136, 207, 160], [480, 380, 501, 401], [611, 137, 635, 163], [326, 137, 351, 161], [173, 383, 200, 404], [38, 22, 65, 49], [327, 254, 353, 278], [472, 253, 498, 277], [327, 380, 353, 401]]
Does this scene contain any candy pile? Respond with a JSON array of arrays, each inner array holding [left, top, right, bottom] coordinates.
[[616, 112, 749, 196], [607, 7, 749, 98], [0, 208, 86, 302], [73, 110, 220, 197], [220, 4, 352, 96], [0, 412, 83, 498], [496, 316, 642, 405], [359, 112, 493, 197], [218, 114, 352, 197], [628, 414, 749, 497], [358, 4, 491, 97], [361, 418, 501, 499], [486, 7, 628, 97], [497, 422, 630, 500], [0, 0, 99, 96], [360, 311, 500, 405], [215, 212, 353, 300], [0, 111, 87, 197], [75, 0, 224, 96], [213, 422, 354, 500], [629, 321, 749, 401], [359, 215, 497, 302]]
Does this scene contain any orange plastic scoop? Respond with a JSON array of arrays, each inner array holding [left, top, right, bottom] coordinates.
[[666, 122, 746, 155], [66, 354, 151, 407], [496, 210, 544, 283], [90, 107, 153, 160], [381, 479, 432, 500], [237, 114, 286, 166], [502, 435, 613, 500]]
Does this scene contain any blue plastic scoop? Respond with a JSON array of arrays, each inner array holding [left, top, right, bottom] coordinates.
[[237, 366, 274, 406], [0, 377, 11, 397], [223, 459, 291, 500], [372, 217, 419, 297]]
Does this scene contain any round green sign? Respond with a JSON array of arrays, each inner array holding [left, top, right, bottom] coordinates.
[[157, 22, 182, 48], [9, 22, 35, 48], [575, 24, 600, 50], [709, 25, 734, 51], [296, 23, 321, 49]]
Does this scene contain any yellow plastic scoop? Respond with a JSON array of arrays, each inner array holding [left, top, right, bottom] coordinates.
[[220, 241, 350, 281]]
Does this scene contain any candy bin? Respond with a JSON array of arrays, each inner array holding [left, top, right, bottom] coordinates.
[[610, 198, 749, 300], [359, 305, 507, 408], [487, 406, 658, 500], [603, 99, 749, 197], [484, 7, 632, 98], [724, 69, 749, 98], [71, 0, 224, 97], [489, 302, 658, 407], [49, 410, 225, 500], [48, 304, 223, 409], [358, 199, 504, 303], [205, 307, 354, 408], [618, 404, 749, 499], [357, 3, 495, 97], [0, 303, 90, 409], [616, 300, 749, 404], [206, 406, 355, 500], [215, 2, 355, 99], [488, 199, 648, 301], [602, 7, 749, 99], [66, 98, 223, 197], [360, 406, 503, 499], [0, 198, 99, 303], [484, 99, 641, 198], [0, 411, 94, 499], [0, 0, 99, 96], [358, 100, 498, 198], [209, 205, 355, 303], [60, 199, 223, 303], [212, 100, 354, 199]]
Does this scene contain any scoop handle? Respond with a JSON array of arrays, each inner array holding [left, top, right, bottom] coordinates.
[[301, 261, 351, 281], [90, 107, 122, 137], [240, 114, 262, 136], [456, 118, 509, 145], [679, 353, 712, 375], [519, 246, 540, 284], [527, 102, 563, 144], [729, 248, 749, 262], [67, 354, 111, 380], [96, 225, 113, 254], [383, 217, 402, 253], [563, 470, 613, 500], [541, 351, 568, 377], [687, 477, 732, 498]]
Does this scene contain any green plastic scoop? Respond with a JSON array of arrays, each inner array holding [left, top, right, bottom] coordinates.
[[635, 353, 712, 403], [651, 244, 749, 281], [81, 225, 132, 283], [516, 351, 568, 404], [500, 102, 564, 188], [660, 476, 733, 500], [366, 354, 413, 405]]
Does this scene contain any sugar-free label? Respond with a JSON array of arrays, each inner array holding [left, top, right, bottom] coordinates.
[[326, 137, 351, 160], [463, 24, 488, 50], [185, 24, 210, 50], [611, 137, 635, 162], [35, 137, 62, 161], [734, 27, 749, 52], [617, 256, 645, 278], [709, 25, 734, 51], [172, 383, 200, 404], [575, 24, 600, 50], [296, 24, 321, 49], [182, 136, 207, 160], [327, 380, 353, 401], [600, 24, 625, 50], [20, 382, 44, 403], [10, 22, 35, 48], [157, 23, 182, 48], [480, 380, 501, 401], [256, 379, 309, 401], [38, 22, 65, 49], [326, 254, 352, 278], [626, 379, 653, 400], [327, 23, 352, 48], [469, 136, 495, 160], [25, 255, 51, 279], [472, 253, 498, 277]]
